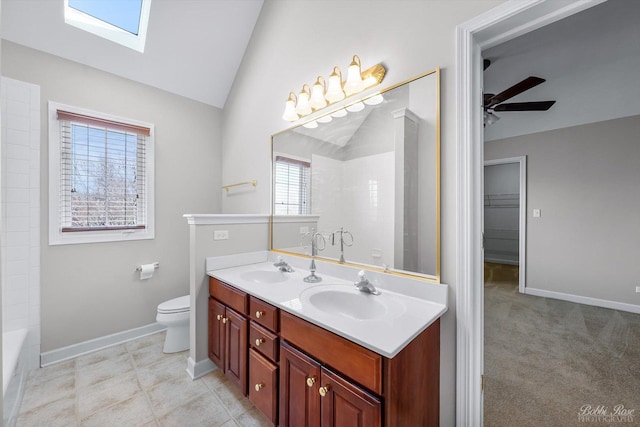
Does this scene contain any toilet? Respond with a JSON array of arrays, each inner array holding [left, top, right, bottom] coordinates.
[[156, 295, 190, 353]]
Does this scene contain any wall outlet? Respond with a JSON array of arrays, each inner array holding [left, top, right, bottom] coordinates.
[[214, 230, 229, 240], [532, 209, 541, 218]]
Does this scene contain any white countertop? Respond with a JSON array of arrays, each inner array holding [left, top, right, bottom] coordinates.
[[207, 252, 447, 358]]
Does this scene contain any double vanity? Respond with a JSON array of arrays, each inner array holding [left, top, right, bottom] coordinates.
[[207, 253, 447, 426]]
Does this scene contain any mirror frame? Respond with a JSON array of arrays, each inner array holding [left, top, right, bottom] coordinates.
[[270, 68, 440, 283]]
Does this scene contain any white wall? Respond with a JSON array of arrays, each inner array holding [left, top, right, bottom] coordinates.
[[483, 0, 640, 142], [220, 1, 505, 424], [485, 115, 640, 308], [1, 77, 40, 369], [2, 40, 223, 353]]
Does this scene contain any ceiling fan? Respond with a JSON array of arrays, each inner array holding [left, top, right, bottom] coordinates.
[[483, 59, 556, 126]]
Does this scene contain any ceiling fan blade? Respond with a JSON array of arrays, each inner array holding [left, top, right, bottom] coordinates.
[[485, 76, 546, 108], [493, 101, 556, 112]]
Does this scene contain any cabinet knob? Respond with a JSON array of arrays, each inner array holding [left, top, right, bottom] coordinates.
[[306, 377, 316, 387], [216, 314, 222, 321], [222, 317, 228, 324], [319, 386, 329, 397], [255, 338, 265, 346], [255, 310, 265, 319], [255, 383, 265, 392]]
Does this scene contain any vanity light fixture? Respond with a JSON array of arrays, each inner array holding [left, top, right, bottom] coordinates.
[[317, 115, 333, 123], [346, 101, 365, 113], [330, 108, 348, 118], [295, 84, 313, 116], [364, 94, 384, 106], [309, 76, 328, 110], [303, 121, 318, 129], [282, 92, 299, 121], [282, 54, 386, 122]]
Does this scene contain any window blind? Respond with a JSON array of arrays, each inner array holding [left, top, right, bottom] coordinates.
[[274, 156, 310, 215], [57, 110, 149, 232]]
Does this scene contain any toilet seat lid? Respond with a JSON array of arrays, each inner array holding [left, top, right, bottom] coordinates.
[[158, 295, 190, 314]]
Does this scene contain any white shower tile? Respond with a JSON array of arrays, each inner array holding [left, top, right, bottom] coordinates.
[[7, 158, 30, 174], [6, 202, 29, 218], [30, 131, 40, 150], [7, 260, 29, 278], [6, 98, 29, 118], [29, 188, 40, 207], [6, 231, 30, 247], [6, 139, 30, 159], [6, 81, 30, 103], [7, 113, 29, 131], [30, 148, 40, 169], [29, 247, 40, 266], [30, 109, 40, 131], [7, 246, 29, 262], [6, 172, 30, 190]]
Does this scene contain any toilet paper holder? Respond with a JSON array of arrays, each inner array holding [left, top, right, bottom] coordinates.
[[136, 262, 159, 272]]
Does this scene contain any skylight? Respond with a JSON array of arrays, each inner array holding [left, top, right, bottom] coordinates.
[[64, 0, 152, 53]]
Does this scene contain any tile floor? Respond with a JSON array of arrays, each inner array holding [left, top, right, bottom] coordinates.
[[17, 332, 272, 427]]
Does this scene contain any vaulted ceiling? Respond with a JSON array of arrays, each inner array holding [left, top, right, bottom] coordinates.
[[1, 0, 264, 108]]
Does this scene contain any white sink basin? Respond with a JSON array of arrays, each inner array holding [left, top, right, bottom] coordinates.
[[299, 285, 405, 321], [239, 270, 288, 284]]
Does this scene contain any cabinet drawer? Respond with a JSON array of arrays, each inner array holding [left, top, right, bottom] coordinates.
[[250, 296, 279, 332], [250, 322, 279, 363], [280, 311, 382, 395], [210, 278, 248, 315], [249, 349, 278, 425]]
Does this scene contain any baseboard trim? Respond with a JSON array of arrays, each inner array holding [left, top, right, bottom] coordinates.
[[524, 287, 640, 314], [186, 356, 217, 380], [40, 323, 166, 367]]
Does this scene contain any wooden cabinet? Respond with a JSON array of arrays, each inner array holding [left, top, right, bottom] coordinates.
[[279, 341, 381, 427], [209, 279, 249, 396], [209, 277, 440, 427]]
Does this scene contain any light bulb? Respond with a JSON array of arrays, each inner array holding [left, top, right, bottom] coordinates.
[[363, 94, 384, 105], [303, 121, 318, 129], [325, 67, 345, 103], [309, 76, 327, 110], [344, 55, 364, 96], [331, 109, 347, 118], [317, 115, 332, 123], [346, 101, 365, 112], [295, 84, 312, 116], [282, 92, 299, 121]]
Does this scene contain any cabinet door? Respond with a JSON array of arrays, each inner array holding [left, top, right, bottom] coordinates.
[[209, 298, 225, 368], [225, 307, 248, 395], [280, 342, 321, 427], [249, 349, 278, 425], [319, 368, 381, 427]]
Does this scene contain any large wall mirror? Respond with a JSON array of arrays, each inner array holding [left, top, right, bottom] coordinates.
[[271, 68, 440, 282]]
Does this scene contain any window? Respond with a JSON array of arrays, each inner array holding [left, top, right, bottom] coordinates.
[[49, 102, 154, 245], [64, 0, 152, 52], [274, 156, 310, 215]]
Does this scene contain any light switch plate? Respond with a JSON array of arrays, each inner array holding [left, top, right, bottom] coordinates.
[[214, 230, 229, 240], [636, 286, 640, 293], [533, 209, 541, 218]]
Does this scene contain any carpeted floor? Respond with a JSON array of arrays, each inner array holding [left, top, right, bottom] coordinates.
[[484, 262, 640, 426]]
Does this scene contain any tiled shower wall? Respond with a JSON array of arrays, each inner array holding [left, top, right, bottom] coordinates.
[[1, 76, 41, 369]]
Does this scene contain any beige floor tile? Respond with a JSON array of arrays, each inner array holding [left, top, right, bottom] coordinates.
[[200, 369, 229, 394], [26, 359, 76, 387], [126, 331, 166, 353], [157, 392, 232, 427], [220, 420, 240, 427], [131, 342, 169, 368], [77, 352, 135, 389], [76, 344, 128, 368], [17, 395, 77, 427], [80, 392, 154, 427], [137, 353, 188, 390], [235, 407, 274, 427], [20, 371, 76, 413], [77, 371, 141, 419], [210, 379, 253, 418], [146, 372, 209, 416]]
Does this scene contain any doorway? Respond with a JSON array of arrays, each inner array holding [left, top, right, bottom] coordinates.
[[483, 157, 526, 293], [455, 1, 608, 425]]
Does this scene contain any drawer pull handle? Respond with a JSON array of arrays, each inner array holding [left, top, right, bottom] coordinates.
[[222, 317, 228, 324], [255, 310, 265, 319], [306, 377, 316, 387], [319, 386, 329, 397], [216, 314, 222, 321], [255, 338, 265, 346], [255, 383, 265, 392]]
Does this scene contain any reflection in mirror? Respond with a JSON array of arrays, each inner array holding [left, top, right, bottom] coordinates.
[[271, 69, 440, 281]]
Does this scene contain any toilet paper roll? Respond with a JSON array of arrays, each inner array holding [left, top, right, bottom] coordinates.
[[139, 263, 155, 280]]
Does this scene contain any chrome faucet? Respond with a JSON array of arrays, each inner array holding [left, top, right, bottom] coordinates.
[[273, 256, 293, 272], [303, 229, 325, 283], [354, 270, 380, 295]]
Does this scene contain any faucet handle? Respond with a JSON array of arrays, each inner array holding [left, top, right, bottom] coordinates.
[[277, 256, 284, 263], [356, 270, 367, 283]]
